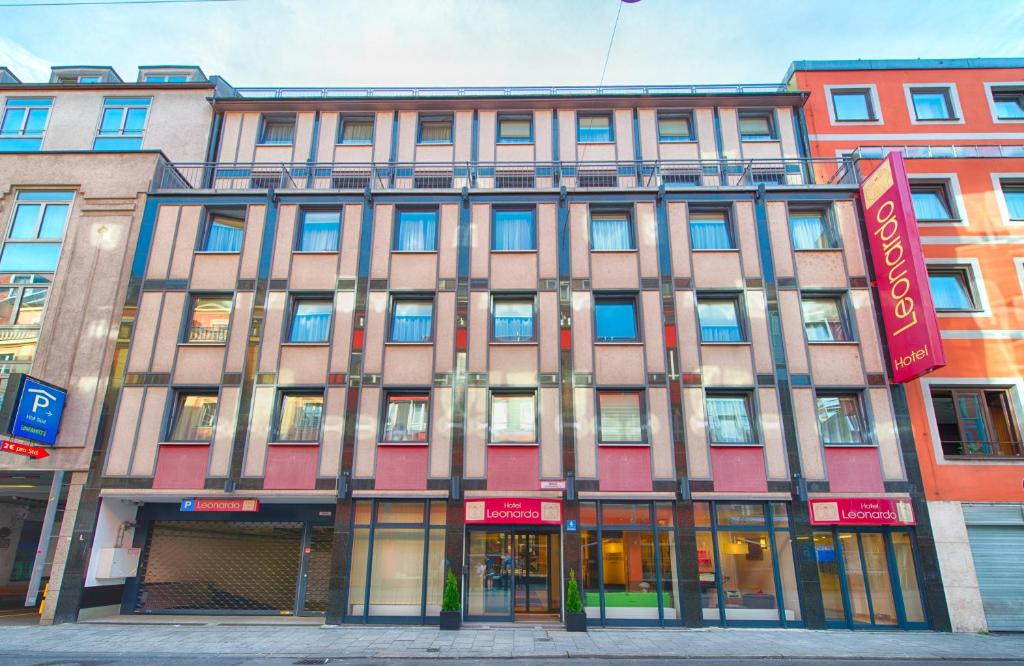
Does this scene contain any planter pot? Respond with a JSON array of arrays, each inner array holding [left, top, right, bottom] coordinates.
[[439, 610, 462, 630], [565, 611, 587, 633]]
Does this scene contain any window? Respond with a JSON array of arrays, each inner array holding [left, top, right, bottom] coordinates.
[[738, 111, 775, 140], [598, 391, 645, 443], [259, 114, 295, 145], [706, 394, 755, 444], [144, 74, 189, 83], [1001, 180, 1024, 222], [0, 191, 72, 273], [931, 387, 1022, 457], [382, 393, 430, 443], [168, 393, 218, 441], [790, 209, 837, 249], [657, 112, 694, 141], [490, 391, 536, 443], [275, 392, 323, 441], [297, 210, 340, 252], [394, 209, 438, 252], [492, 296, 535, 342], [690, 211, 734, 250], [830, 88, 876, 121], [816, 394, 867, 445], [390, 297, 433, 342], [992, 87, 1024, 120], [200, 210, 244, 252], [594, 295, 638, 342], [338, 115, 374, 144], [186, 295, 231, 343], [801, 295, 852, 341], [928, 267, 978, 312], [0, 279, 49, 327], [910, 182, 956, 221], [496, 113, 532, 143], [417, 114, 453, 144], [492, 208, 535, 251], [288, 297, 333, 343], [697, 296, 745, 343], [910, 87, 956, 121], [577, 112, 613, 143], [0, 99, 51, 151], [94, 98, 150, 150], [590, 211, 634, 251]]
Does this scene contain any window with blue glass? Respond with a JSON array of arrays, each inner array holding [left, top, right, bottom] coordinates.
[[297, 210, 341, 252], [200, 209, 244, 252], [577, 112, 613, 143], [910, 182, 956, 222], [690, 211, 734, 250], [258, 113, 295, 145], [338, 115, 374, 144], [657, 112, 694, 142], [492, 208, 535, 251], [830, 89, 876, 122], [697, 296, 745, 342], [801, 295, 853, 341], [417, 114, 453, 144], [497, 113, 533, 143], [94, 98, 150, 150], [492, 296, 535, 342], [992, 88, 1024, 120], [144, 74, 189, 83], [590, 211, 634, 251], [0, 191, 72, 273], [705, 393, 756, 444], [289, 296, 333, 343], [0, 99, 51, 151], [390, 297, 433, 342], [910, 87, 956, 121], [394, 209, 438, 251], [594, 295, 638, 342], [1001, 180, 1024, 222], [790, 209, 838, 249], [928, 267, 979, 312]]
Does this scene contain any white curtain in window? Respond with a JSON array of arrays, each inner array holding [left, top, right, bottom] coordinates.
[[790, 214, 830, 249], [491, 394, 536, 442], [493, 301, 534, 341], [291, 302, 332, 342], [299, 213, 340, 251], [1004, 188, 1024, 220], [802, 299, 845, 341], [690, 218, 731, 249], [817, 396, 864, 444], [493, 211, 535, 250], [420, 120, 452, 142], [397, 213, 437, 251], [911, 191, 951, 220], [591, 216, 633, 250], [698, 301, 742, 342], [392, 302, 432, 341], [599, 393, 643, 442], [343, 120, 373, 142], [384, 397, 429, 441], [205, 218, 244, 251], [929, 274, 973, 310], [707, 397, 753, 443], [262, 121, 294, 143]]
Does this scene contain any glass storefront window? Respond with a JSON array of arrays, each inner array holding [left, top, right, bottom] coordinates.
[[466, 531, 513, 618], [658, 531, 681, 621], [697, 530, 718, 621], [861, 533, 897, 626], [579, 502, 598, 526], [601, 531, 659, 620], [716, 530, 778, 622], [353, 500, 372, 526], [891, 532, 925, 623], [813, 531, 846, 621], [694, 502, 711, 527], [774, 531, 802, 621], [655, 502, 674, 527], [429, 500, 447, 525], [377, 501, 425, 524], [602, 503, 651, 526], [581, 529, 601, 620], [771, 503, 789, 527], [368, 529, 425, 616], [347, 527, 371, 616], [716, 503, 765, 527]]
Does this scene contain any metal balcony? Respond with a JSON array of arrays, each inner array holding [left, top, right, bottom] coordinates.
[[224, 83, 791, 100]]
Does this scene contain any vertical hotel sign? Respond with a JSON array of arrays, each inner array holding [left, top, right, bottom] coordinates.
[[859, 152, 945, 383]]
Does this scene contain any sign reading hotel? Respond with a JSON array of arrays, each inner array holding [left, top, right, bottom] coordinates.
[[465, 498, 562, 525], [859, 152, 945, 383], [809, 498, 915, 526]]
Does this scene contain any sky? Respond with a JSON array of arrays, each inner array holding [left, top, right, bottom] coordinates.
[[1, 0, 1023, 88]]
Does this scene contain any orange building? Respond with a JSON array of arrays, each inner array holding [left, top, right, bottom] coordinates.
[[789, 58, 1024, 632]]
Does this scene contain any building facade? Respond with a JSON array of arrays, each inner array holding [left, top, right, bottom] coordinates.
[[789, 58, 1024, 632], [0, 65, 215, 623], [63, 78, 948, 630]]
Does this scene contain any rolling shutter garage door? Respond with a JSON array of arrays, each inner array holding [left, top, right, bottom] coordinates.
[[964, 504, 1024, 631]]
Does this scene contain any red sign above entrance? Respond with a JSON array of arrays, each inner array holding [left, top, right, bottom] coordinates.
[[809, 498, 915, 526], [0, 439, 49, 459], [465, 498, 562, 525], [859, 152, 945, 383]]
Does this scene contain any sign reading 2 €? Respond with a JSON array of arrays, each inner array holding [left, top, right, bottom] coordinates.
[[8, 376, 67, 446]]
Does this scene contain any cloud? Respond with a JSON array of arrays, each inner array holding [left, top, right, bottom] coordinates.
[[0, 36, 50, 82]]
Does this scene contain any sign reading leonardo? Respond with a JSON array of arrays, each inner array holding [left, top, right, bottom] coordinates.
[[809, 497, 916, 526], [464, 498, 562, 525], [859, 152, 945, 383]]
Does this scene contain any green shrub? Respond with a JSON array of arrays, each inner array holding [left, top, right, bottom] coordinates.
[[565, 568, 584, 614], [442, 569, 461, 612]]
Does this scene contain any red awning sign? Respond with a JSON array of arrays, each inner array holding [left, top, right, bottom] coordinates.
[[0, 439, 49, 460], [809, 498, 915, 526], [465, 498, 562, 525]]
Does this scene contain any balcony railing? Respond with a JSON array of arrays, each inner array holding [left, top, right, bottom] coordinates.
[[154, 158, 857, 193], [942, 439, 1024, 459], [854, 145, 1024, 160], [226, 83, 791, 100]]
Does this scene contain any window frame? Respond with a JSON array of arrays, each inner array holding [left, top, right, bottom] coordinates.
[[380, 390, 432, 444], [488, 389, 539, 444], [0, 98, 52, 140], [392, 207, 439, 252], [788, 206, 840, 250], [826, 86, 879, 123], [416, 113, 454, 145], [490, 292, 538, 343], [926, 264, 984, 314], [984, 82, 1024, 123], [737, 110, 777, 141], [295, 208, 342, 252], [696, 293, 747, 344], [388, 294, 435, 343], [183, 293, 233, 344], [576, 111, 614, 144], [800, 292, 855, 343], [656, 110, 695, 142], [0, 191, 74, 275], [995, 176, 1024, 225], [814, 391, 871, 447], [491, 206, 537, 252], [704, 391, 758, 445], [908, 178, 960, 223], [496, 112, 534, 144], [94, 97, 151, 150], [927, 384, 1024, 459], [198, 207, 245, 253], [905, 84, 961, 123], [336, 114, 375, 145], [589, 208, 635, 251], [286, 293, 334, 344], [0, 279, 51, 329], [689, 208, 736, 251], [273, 389, 325, 442], [593, 293, 640, 343], [596, 388, 648, 445], [257, 113, 297, 146], [166, 390, 219, 442]]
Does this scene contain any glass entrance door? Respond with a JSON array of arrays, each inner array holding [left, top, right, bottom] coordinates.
[[466, 531, 514, 620], [465, 529, 560, 622], [514, 533, 558, 618]]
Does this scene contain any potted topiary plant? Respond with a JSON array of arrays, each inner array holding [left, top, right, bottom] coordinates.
[[564, 568, 587, 632], [440, 569, 462, 630]]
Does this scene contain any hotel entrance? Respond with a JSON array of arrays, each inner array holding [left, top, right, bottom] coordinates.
[[465, 529, 560, 622]]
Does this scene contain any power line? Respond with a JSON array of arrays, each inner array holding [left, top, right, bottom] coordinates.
[[0, 0, 239, 7], [597, 0, 625, 88]]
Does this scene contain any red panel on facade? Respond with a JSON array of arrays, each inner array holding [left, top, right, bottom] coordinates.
[[710, 446, 768, 492], [152, 445, 209, 490], [263, 445, 319, 490], [664, 324, 677, 349], [375, 445, 429, 490], [598, 447, 653, 492], [486, 446, 540, 491], [825, 447, 885, 493], [455, 328, 467, 351]]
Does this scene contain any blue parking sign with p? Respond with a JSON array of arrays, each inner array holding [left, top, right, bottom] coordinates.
[[9, 376, 67, 446]]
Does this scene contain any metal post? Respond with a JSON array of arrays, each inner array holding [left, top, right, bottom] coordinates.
[[25, 471, 64, 607]]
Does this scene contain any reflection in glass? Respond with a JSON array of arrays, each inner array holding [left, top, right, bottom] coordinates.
[[840, 532, 871, 623], [861, 533, 897, 625], [581, 530, 601, 619], [658, 531, 680, 620], [891, 532, 925, 623], [697, 530, 718, 621], [814, 531, 846, 621], [467, 531, 512, 618], [716, 530, 778, 621], [347, 528, 370, 616], [774, 531, 801, 621]]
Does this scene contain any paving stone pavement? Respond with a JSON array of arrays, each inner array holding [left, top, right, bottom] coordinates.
[[0, 623, 1022, 661]]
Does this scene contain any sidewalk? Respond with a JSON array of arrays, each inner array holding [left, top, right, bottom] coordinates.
[[0, 622, 1023, 661]]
